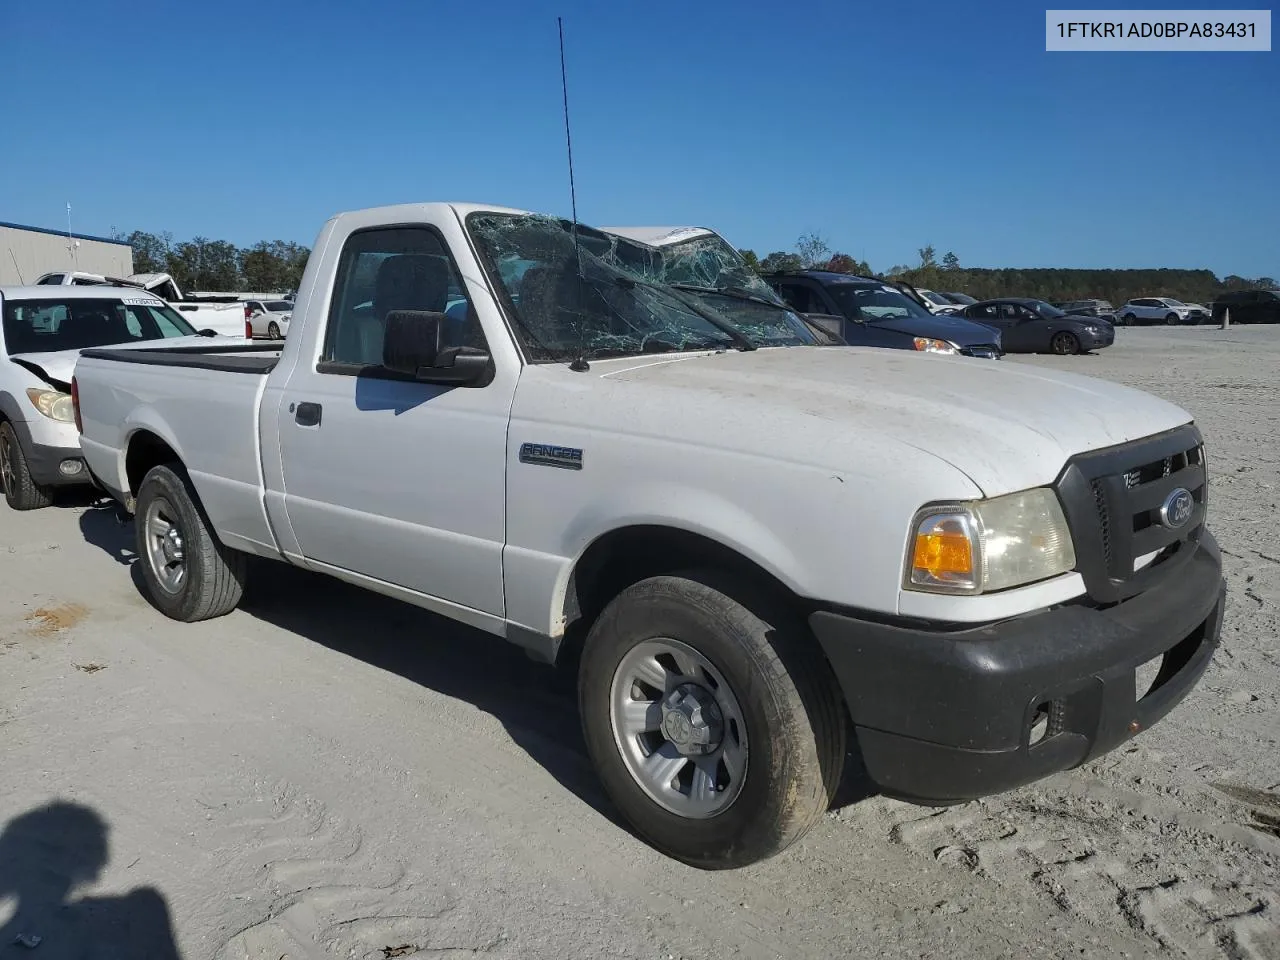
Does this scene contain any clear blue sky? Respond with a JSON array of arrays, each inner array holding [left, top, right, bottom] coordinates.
[[3, 0, 1276, 277]]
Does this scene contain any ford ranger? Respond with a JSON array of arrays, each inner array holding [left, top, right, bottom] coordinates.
[[71, 202, 1226, 869]]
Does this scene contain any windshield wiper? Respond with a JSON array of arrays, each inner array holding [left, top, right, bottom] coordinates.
[[613, 279, 755, 352], [667, 283, 790, 312], [668, 282, 844, 345]]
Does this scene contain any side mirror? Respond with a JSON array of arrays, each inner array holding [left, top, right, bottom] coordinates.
[[382, 310, 491, 386]]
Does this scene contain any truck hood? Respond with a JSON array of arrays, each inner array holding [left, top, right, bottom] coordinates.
[[10, 336, 227, 388], [599, 347, 1193, 495]]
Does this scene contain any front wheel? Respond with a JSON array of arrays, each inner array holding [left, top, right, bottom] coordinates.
[[0, 422, 54, 511], [1121, 313, 1136, 326], [579, 572, 845, 869], [1166, 313, 1180, 325], [267, 321, 281, 340], [134, 463, 247, 621], [1051, 331, 1080, 355]]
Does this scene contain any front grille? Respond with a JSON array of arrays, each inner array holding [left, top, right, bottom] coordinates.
[[1090, 479, 1113, 568], [1056, 425, 1206, 603]]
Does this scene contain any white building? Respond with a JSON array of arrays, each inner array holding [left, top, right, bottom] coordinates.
[[0, 221, 133, 285]]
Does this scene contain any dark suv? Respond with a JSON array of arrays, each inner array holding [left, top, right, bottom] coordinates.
[[1056, 299, 1117, 323], [765, 271, 1003, 358], [1212, 289, 1280, 324]]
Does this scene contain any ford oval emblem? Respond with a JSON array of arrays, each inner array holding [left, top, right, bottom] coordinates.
[[1158, 488, 1195, 530]]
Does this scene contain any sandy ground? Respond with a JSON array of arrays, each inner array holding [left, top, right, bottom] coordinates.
[[1, 326, 1277, 960]]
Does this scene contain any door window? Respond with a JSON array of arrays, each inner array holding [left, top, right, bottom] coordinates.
[[322, 227, 486, 371]]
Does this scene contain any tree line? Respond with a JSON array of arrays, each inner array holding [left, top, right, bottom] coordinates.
[[739, 235, 1278, 305], [110, 230, 310, 294], [111, 226, 1274, 307]]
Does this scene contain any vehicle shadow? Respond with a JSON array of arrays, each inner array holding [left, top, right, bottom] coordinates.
[[78, 500, 136, 565], [0, 800, 181, 957], [76, 508, 874, 820], [240, 561, 618, 818]]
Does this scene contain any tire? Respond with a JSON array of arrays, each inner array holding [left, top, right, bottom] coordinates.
[[1121, 313, 1136, 326], [134, 463, 247, 621], [1165, 313, 1179, 325], [1050, 331, 1080, 355], [0, 421, 54, 511], [267, 321, 281, 340], [579, 571, 845, 869]]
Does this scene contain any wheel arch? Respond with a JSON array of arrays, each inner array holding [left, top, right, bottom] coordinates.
[[557, 523, 815, 666], [124, 428, 183, 497]]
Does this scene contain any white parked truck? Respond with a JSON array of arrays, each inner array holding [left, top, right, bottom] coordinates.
[[35, 270, 249, 338], [71, 202, 1226, 869]]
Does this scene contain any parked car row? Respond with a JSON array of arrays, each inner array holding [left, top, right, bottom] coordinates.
[[0, 202, 1229, 874]]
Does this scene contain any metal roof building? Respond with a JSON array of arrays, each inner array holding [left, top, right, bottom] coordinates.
[[0, 221, 134, 285]]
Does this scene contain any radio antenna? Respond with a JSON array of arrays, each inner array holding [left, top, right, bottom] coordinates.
[[557, 16, 590, 372]]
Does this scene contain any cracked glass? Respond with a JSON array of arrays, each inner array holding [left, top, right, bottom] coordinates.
[[467, 214, 824, 363]]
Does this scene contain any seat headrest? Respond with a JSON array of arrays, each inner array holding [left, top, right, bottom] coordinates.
[[374, 255, 452, 320], [516, 263, 588, 343]]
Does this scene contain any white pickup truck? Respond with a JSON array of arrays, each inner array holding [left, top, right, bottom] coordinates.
[[71, 202, 1226, 869], [35, 270, 249, 338]]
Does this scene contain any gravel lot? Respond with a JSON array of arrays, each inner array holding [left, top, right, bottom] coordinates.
[[2, 326, 1277, 960]]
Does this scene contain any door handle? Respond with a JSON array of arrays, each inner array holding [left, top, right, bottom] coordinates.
[[293, 401, 322, 427]]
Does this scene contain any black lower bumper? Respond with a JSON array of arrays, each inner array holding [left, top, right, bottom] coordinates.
[[810, 533, 1224, 803], [11, 421, 91, 487]]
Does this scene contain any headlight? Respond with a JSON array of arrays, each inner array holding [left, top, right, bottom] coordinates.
[[905, 488, 1076, 594], [26, 388, 76, 422], [913, 337, 958, 354], [1085, 325, 1099, 334]]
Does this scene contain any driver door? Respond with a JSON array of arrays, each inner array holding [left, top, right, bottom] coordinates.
[[998, 303, 1040, 351], [272, 224, 513, 617]]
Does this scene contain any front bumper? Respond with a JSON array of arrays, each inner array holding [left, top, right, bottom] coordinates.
[[10, 419, 92, 487], [1083, 327, 1115, 349], [809, 532, 1224, 803]]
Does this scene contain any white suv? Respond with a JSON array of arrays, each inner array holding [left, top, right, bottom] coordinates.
[[1118, 298, 1210, 326], [0, 285, 208, 509]]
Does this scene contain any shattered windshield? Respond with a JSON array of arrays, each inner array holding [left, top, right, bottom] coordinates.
[[636, 234, 821, 346], [467, 214, 817, 361]]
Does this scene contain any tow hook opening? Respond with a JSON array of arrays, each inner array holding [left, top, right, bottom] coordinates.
[[1028, 699, 1065, 747], [1029, 703, 1051, 745]]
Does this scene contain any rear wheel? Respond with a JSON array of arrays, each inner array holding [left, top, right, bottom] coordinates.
[[267, 321, 281, 340], [579, 571, 845, 869], [135, 463, 247, 621], [1050, 331, 1080, 355], [0, 422, 54, 511]]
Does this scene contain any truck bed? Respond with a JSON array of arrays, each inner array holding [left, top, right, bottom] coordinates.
[[79, 341, 283, 375]]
